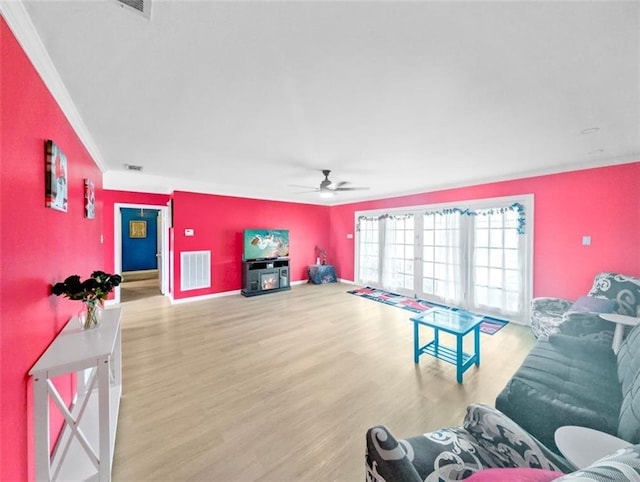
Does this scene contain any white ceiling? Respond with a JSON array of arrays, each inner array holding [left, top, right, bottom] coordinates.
[[12, 1, 640, 204]]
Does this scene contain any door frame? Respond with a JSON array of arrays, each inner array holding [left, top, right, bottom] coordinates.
[[113, 203, 170, 303]]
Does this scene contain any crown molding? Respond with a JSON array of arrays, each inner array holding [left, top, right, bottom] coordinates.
[[1, 1, 106, 172]]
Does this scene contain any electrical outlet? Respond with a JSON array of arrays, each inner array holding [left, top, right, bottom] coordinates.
[[582, 236, 591, 246]]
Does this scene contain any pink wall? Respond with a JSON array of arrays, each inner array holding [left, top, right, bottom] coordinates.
[[330, 162, 640, 300], [1, 19, 104, 482], [102, 190, 171, 279], [107, 163, 639, 303], [171, 191, 331, 298]]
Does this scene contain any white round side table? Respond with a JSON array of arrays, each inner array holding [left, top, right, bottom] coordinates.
[[599, 313, 640, 354], [555, 425, 631, 469]]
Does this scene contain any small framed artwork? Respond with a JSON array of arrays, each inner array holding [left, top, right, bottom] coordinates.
[[129, 220, 147, 238], [84, 179, 95, 219], [45, 140, 68, 212]]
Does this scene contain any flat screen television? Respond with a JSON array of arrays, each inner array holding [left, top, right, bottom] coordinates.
[[243, 229, 290, 261]]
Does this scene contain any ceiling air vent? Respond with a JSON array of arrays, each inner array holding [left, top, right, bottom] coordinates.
[[125, 164, 144, 172], [114, 0, 151, 19]]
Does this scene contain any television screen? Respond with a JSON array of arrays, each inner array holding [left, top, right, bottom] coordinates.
[[243, 229, 290, 261]]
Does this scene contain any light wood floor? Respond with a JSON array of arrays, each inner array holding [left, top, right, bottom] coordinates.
[[120, 278, 162, 303], [112, 282, 535, 481]]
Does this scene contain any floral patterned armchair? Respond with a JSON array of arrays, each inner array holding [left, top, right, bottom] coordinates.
[[530, 272, 640, 340], [365, 404, 640, 481]]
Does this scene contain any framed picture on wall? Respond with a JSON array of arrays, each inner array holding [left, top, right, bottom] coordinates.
[[84, 179, 95, 219], [45, 140, 68, 212], [129, 220, 147, 238]]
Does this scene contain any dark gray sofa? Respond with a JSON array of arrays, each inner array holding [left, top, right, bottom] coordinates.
[[496, 319, 640, 453], [364, 273, 640, 480], [366, 403, 640, 481]]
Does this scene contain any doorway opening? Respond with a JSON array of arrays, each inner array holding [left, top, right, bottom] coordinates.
[[114, 203, 170, 303]]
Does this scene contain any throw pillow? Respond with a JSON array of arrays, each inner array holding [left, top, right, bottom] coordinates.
[[587, 272, 640, 316], [568, 296, 617, 314], [466, 468, 563, 481]]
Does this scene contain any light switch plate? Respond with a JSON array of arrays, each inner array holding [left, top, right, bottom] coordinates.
[[582, 236, 591, 246], [185, 229, 194, 236]]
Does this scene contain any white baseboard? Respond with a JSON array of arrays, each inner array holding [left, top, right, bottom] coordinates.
[[170, 289, 241, 304], [338, 278, 356, 284], [159, 279, 329, 305]]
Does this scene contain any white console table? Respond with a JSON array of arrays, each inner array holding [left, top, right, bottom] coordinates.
[[29, 307, 122, 482]]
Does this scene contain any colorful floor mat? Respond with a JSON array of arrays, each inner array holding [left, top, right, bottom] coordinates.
[[347, 286, 508, 335]]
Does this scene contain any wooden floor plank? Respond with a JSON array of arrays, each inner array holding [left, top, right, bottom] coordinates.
[[112, 282, 535, 481]]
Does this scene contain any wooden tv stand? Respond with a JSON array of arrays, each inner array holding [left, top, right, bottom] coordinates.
[[241, 259, 291, 297]]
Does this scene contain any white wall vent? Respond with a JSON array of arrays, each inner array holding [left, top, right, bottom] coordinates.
[[180, 250, 211, 291], [114, 0, 151, 19]]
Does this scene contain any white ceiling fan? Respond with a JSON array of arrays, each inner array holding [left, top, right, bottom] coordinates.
[[292, 170, 370, 198]]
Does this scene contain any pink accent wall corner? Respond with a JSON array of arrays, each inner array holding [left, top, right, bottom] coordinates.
[[329, 162, 640, 300], [170, 191, 331, 298]]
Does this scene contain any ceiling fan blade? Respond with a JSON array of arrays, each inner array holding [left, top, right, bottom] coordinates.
[[334, 187, 369, 191], [292, 170, 369, 195]]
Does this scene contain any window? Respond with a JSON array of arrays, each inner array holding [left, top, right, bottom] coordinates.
[[382, 215, 415, 293], [422, 212, 462, 303], [357, 217, 380, 286], [355, 195, 532, 323], [472, 209, 523, 314]]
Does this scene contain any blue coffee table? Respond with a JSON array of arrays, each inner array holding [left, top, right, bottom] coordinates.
[[410, 307, 483, 383]]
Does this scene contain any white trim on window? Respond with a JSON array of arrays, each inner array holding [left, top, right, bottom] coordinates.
[[354, 194, 534, 324]]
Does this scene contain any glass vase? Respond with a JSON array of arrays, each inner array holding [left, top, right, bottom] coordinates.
[[78, 300, 103, 330]]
